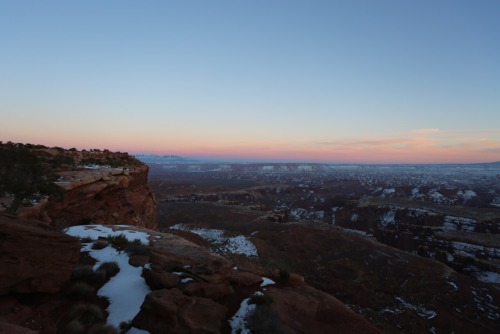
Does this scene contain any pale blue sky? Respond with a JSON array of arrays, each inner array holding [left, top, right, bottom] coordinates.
[[1, 0, 499, 162]]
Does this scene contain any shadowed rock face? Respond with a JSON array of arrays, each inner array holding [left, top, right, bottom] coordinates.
[[44, 164, 157, 229], [266, 286, 381, 334], [0, 215, 80, 294], [253, 226, 500, 334]]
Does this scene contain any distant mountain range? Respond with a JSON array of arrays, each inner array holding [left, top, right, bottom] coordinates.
[[134, 154, 189, 164], [134, 154, 500, 167]]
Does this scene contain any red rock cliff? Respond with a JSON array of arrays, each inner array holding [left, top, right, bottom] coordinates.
[[14, 152, 157, 230]]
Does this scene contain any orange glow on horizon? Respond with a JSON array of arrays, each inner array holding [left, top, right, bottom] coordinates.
[[2, 128, 499, 164]]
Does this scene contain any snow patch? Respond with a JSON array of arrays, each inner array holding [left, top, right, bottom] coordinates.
[[229, 297, 256, 334], [395, 297, 437, 319], [380, 209, 396, 227], [260, 277, 275, 287], [66, 225, 150, 245], [170, 224, 258, 256], [65, 225, 151, 330]]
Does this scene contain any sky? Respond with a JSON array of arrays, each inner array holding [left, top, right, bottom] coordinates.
[[1, 0, 499, 163]]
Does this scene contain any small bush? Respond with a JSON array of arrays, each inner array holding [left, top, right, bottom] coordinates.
[[278, 269, 290, 284], [246, 305, 288, 334], [71, 266, 101, 284], [92, 240, 109, 250], [66, 282, 95, 300], [81, 237, 94, 243], [249, 294, 273, 306], [107, 234, 129, 251], [69, 304, 104, 328], [97, 261, 120, 280], [64, 320, 86, 334], [125, 239, 149, 256], [119, 320, 132, 334]]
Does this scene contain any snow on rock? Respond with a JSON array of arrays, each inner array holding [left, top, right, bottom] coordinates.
[[491, 197, 500, 207], [381, 188, 395, 197], [428, 189, 453, 204], [78, 164, 113, 169], [395, 297, 437, 319], [170, 224, 258, 256], [451, 241, 500, 259], [65, 225, 152, 330], [474, 271, 500, 284], [457, 189, 477, 203], [229, 297, 256, 334], [66, 225, 150, 245], [260, 277, 275, 287], [380, 209, 396, 227], [443, 216, 476, 232]]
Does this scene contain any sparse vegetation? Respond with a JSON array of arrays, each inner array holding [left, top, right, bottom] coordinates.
[[92, 240, 109, 250], [246, 305, 288, 334], [68, 304, 104, 330], [107, 234, 129, 251], [125, 239, 149, 256], [66, 282, 95, 300], [0, 142, 65, 213], [97, 261, 120, 279], [278, 269, 290, 284], [64, 319, 87, 334], [249, 293, 274, 306], [118, 320, 133, 334], [71, 265, 102, 284]]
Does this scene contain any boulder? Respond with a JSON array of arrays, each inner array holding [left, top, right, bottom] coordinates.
[[148, 233, 233, 284], [0, 215, 80, 294], [132, 288, 227, 334], [266, 285, 382, 334], [229, 270, 263, 286]]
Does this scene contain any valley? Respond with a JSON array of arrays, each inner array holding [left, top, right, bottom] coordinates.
[[146, 159, 500, 333]]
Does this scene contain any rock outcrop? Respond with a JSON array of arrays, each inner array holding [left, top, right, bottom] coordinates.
[[0, 215, 80, 295], [42, 163, 157, 229], [1, 147, 158, 230], [133, 288, 228, 334], [266, 285, 381, 334], [125, 226, 382, 334]]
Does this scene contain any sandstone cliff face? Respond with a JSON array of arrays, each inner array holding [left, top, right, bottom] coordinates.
[[0, 215, 80, 294], [17, 163, 157, 230]]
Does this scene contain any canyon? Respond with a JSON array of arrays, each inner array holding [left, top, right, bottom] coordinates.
[[1, 145, 499, 333]]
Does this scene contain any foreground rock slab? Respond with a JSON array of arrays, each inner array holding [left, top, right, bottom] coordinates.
[[0, 215, 80, 294]]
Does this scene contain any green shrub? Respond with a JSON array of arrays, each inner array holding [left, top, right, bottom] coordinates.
[[68, 304, 104, 328], [107, 234, 129, 251], [71, 266, 101, 284], [125, 239, 149, 256], [64, 320, 86, 334], [66, 282, 95, 300], [97, 261, 120, 280], [119, 320, 132, 334], [92, 240, 109, 250]]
